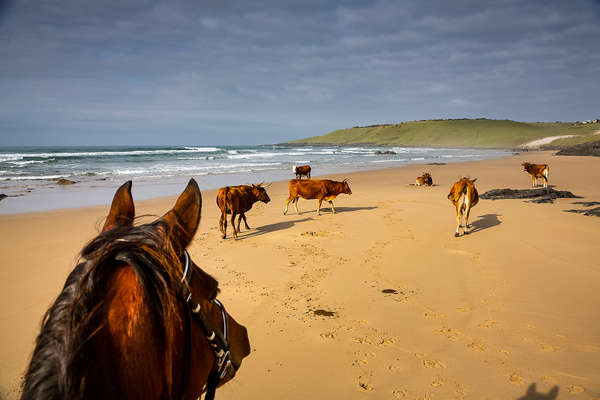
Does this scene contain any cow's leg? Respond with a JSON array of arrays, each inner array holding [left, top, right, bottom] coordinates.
[[317, 198, 323, 215], [531, 175, 536, 187], [231, 212, 238, 239], [328, 200, 336, 213], [293, 197, 300, 214], [284, 196, 294, 215], [219, 211, 227, 239], [455, 203, 462, 237], [242, 213, 250, 230], [464, 205, 472, 234], [236, 214, 243, 233], [221, 211, 228, 239]]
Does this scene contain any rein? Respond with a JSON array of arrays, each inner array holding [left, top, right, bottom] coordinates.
[[180, 250, 233, 400]]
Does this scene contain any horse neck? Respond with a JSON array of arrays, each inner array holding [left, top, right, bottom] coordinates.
[[20, 262, 90, 400]]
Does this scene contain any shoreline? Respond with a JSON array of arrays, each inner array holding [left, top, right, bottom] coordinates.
[[1, 150, 599, 399], [0, 147, 513, 215]]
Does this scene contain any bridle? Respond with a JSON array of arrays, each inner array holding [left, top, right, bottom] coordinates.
[[180, 250, 233, 400]]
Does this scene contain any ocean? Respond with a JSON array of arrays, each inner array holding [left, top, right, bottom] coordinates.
[[0, 145, 511, 214]]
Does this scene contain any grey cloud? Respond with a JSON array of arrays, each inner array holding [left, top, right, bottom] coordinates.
[[1, 0, 599, 145]]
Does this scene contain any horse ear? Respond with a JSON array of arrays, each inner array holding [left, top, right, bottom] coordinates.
[[102, 181, 135, 232], [159, 179, 202, 253]]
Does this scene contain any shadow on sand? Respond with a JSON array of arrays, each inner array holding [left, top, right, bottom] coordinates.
[[234, 217, 314, 240], [310, 205, 378, 214], [516, 383, 559, 400], [469, 213, 502, 234]]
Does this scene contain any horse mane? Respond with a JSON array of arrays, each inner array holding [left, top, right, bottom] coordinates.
[[20, 221, 197, 400]]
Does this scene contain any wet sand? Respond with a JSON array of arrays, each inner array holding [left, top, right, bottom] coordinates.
[[1, 151, 599, 399]]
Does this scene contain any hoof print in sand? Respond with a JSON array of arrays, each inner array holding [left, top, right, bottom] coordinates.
[[509, 372, 524, 384], [539, 343, 560, 352], [358, 377, 374, 392], [478, 320, 496, 328], [567, 385, 584, 394], [430, 376, 444, 387], [422, 359, 446, 369], [466, 340, 486, 352], [437, 326, 461, 341], [320, 332, 336, 339]]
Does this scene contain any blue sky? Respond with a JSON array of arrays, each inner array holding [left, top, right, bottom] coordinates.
[[1, 0, 599, 146]]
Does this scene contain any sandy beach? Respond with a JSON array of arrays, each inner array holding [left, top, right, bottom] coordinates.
[[1, 151, 599, 399]]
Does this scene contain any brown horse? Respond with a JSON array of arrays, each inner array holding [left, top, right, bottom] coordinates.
[[20, 179, 250, 400]]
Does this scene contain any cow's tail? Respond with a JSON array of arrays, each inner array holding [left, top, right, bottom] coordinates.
[[223, 186, 230, 215]]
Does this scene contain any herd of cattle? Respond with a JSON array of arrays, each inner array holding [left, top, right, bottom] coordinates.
[[216, 162, 550, 239]]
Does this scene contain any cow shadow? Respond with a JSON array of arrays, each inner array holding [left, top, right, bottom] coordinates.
[[235, 217, 314, 240], [316, 206, 377, 214], [469, 213, 502, 233], [516, 383, 559, 400]]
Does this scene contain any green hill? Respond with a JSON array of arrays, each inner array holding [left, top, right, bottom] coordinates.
[[287, 119, 600, 148]]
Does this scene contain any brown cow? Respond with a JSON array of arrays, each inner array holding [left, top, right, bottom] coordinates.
[[448, 177, 479, 237], [216, 184, 270, 239], [415, 172, 433, 186], [292, 165, 311, 179], [522, 162, 549, 188], [284, 179, 351, 216]]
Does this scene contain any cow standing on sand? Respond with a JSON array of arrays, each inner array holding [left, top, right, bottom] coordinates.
[[416, 172, 433, 186], [448, 177, 479, 237], [292, 165, 311, 179], [284, 179, 352, 216], [216, 184, 270, 239], [522, 162, 549, 188]]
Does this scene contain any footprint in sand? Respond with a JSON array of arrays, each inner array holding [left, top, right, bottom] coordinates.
[[388, 364, 402, 373], [431, 376, 444, 388], [509, 372, 524, 384], [422, 359, 446, 369], [352, 359, 368, 367], [392, 389, 407, 398], [478, 320, 496, 329], [567, 385, 585, 394], [320, 332, 336, 339], [539, 343, 560, 352], [354, 336, 373, 344], [357, 376, 374, 392], [466, 340, 486, 352], [423, 309, 445, 319], [437, 326, 461, 341]]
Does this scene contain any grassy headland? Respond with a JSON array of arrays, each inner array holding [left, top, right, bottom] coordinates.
[[287, 119, 600, 148]]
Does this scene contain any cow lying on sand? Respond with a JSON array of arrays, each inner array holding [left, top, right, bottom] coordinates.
[[416, 172, 433, 186], [284, 179, 351, 216], [217, 184, 270, 239], [448, 177, 479, 237], [293, 165, 311, 179], [522, 162, 549, 188]]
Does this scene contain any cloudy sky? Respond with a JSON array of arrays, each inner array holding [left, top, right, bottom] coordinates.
[[1, 0, 599, 146]]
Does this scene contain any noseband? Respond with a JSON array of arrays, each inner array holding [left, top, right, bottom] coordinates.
[[181, 250, 233, 400]]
